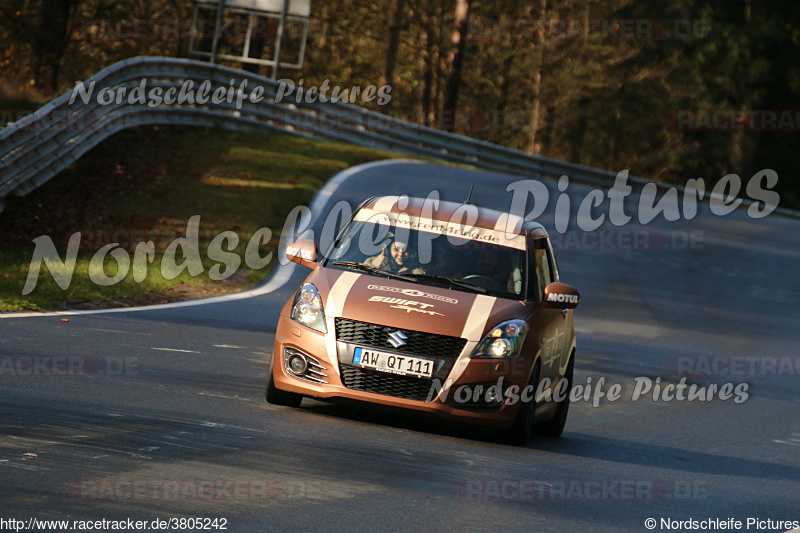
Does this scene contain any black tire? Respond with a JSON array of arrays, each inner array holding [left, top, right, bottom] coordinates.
[[265, 356, 303, 407], [505, 363, 541, 446], [537, 353, 574, 438]]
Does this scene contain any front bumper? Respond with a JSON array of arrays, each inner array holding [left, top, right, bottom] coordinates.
[[272, 315, 533, 428]]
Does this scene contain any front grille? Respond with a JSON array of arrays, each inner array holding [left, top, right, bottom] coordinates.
[[340, 365, 435, 402], [335, 318, 466, 357]]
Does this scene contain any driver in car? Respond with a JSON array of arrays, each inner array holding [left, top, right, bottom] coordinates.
[[455, 248, 520, 295]]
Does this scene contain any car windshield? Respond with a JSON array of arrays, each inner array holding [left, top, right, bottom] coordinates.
[[324, 219, 527, 299]]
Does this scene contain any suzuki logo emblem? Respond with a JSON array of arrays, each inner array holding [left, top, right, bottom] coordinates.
[[388, 330, 408, 348]]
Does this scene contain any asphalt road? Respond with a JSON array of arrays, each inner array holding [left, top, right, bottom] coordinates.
[[1, 161, 799, 533]]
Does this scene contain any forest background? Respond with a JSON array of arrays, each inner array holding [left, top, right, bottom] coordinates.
[[2, 0, 799, 208]]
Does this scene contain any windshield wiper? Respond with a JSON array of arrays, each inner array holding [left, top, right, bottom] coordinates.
[[401, 273, 488, 294], [332, 261, 418, 283]]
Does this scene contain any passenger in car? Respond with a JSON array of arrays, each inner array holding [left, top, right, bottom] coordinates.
[[363, 238, 425, 274]]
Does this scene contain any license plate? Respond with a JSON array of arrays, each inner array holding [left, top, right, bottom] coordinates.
[[353, 347, 434, 378]]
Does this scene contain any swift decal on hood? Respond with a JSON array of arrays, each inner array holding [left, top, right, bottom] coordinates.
[[368, 296, 445, 316]]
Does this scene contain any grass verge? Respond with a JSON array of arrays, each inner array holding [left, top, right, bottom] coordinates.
[[0, 125, 402, 312]]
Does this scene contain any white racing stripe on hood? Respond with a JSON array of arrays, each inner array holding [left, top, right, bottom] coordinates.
[[323, 272, 360, 375], [437, 294, 497, 398], [325, 272, 360, 317], [460, 294, 497, 340]]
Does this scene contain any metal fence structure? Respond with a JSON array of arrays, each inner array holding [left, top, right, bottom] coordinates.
[[0, 56, 792, 217]]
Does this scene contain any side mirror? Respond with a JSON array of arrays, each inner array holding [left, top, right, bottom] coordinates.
[[285, 239, 318, 267], [543, 282, 580, 309]]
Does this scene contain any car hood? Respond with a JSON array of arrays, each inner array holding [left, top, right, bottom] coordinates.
[[305, 267, 528, 342]]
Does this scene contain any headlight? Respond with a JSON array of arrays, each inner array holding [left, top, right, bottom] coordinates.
[[470, 319, 528, 359], [290, 284, 326, 333]]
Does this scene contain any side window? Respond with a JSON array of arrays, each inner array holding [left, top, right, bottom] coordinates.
[[530, 238, 554, 300], [545, 236, 560, 281]]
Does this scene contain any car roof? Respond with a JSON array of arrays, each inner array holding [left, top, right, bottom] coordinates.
[[359, 195, 550, 239]]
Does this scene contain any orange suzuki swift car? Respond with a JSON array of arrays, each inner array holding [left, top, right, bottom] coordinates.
[[267, 195, 579, 444]]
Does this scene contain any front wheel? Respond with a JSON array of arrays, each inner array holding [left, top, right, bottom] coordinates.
[[537, 353, 574, 438], [505, 363, 541, 446], [265, 355, 303, 407]]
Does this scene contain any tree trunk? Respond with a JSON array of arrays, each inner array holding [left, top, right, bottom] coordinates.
[[442, 0, 471, 132], [569, 4, 590, 163], [571, 96, 589, 164], [378, 0, 405, 112], [243, 17, 272, 74], [527, 0, 546, 153], [32, 0, 72, 93], [417, 0, 435, 125], [431, 2, 444, 128]]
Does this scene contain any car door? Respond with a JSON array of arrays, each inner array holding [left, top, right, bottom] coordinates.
[[526, 236, 568, 393]]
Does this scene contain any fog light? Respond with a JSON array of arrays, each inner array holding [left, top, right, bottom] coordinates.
[[287, 353, 308, 375]]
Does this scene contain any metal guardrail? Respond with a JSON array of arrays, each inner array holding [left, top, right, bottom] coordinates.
[[0, 56, 795, 218], [0, 57, 626, 206]]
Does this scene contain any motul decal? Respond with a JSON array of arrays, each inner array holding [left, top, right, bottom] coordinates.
[[546, 293, 579, 304], [286, 246, 314, 261]]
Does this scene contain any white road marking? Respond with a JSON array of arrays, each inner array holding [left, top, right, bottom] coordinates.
[[1, 159, 423, 319], [578, 317, 661, 339], [0, 462, 49, 471], [213, 344, 243, 349], [105, 412, 267, 434], [197, 392, 254, 402], [152, 347, 200, 353], [5, 434, 151, 459]]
